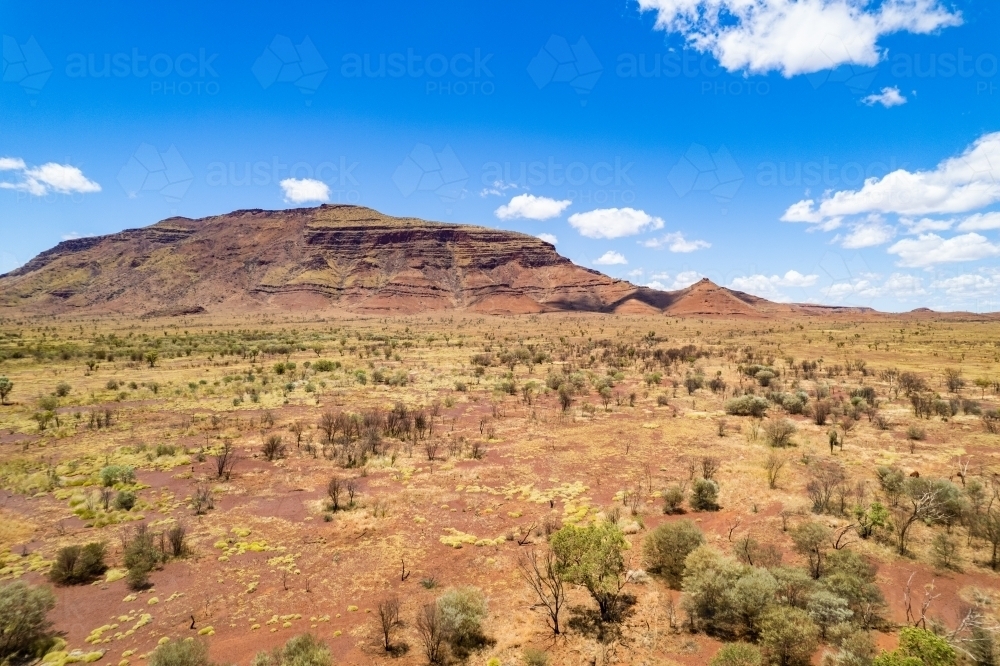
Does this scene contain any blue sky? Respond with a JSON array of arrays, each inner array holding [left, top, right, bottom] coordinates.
[[2, 0, 999, 311]]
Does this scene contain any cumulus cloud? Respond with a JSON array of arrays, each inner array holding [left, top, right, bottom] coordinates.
[[729, 270, 818, 301], [636, 0, 961, 77], [646, 270, 704, 291], [930, 269, 1000, 298], [567, 207, 664, 239], [0, 157, 101, 196], [900, 217, 954, 234], [821, 272, 927, 301], [280, 178, 330, 204], [887, 232, 1000, 267], [593, 250, 628, 265], [495, 193, 571, 221], [782, 132, 1000, 224], [840, 218, 896, 248], [862, 86, 907, 107], [643, 231, 711, 252], [536, 233, 558, 244], [957, 211, 1000, 231]]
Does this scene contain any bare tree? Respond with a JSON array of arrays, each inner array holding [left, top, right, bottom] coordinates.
[[764, 452, 786, 489], [346, 479, 358, 507], [701, 456, 720, 481], [327, 477, 344, 512], [214, 440, 238, 480], [377, 597, 402, 652], [262, 434, 286, 461], [518, 549, 567, 635], [415, 602, 447, 665], [893, 484, 943, 555], [289, 421, 305, 449]]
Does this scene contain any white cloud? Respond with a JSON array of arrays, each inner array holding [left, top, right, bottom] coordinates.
[[930, 270, 1000, 297], [280, 178, 330, 204], [0, 157, 27, 171], [636, 0, 961, 77], [887, 232, 1000, 267], [594, 250, 628, 265], [729, 270, 819, 301], [60, 232, 92, 241], [782, 131, 1000, 224], [479, 180, 520, 197], [900, 217, 954, 234], [495, 193, 572, 221], [646, 270, 704, 291], [957, 211, 1000, 231], [536, 233, 558, 244], [643, 231, 711, 252], [862, 86, 907, 108], [627, 268, 645, 277], [0, 158, 101, 196], [568, 207, 664, 239], [841, 218, 895, 248]]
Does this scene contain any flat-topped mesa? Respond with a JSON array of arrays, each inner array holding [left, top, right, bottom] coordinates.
[[0, 205, 638, 315], [7, 204, 979, 318]]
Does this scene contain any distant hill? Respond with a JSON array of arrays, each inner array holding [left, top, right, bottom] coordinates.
[[0, 205, 992, 319]]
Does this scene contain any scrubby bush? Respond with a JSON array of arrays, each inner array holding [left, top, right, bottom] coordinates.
[[690, 479, 719, 511], [100, 465, 135, 487], [764, 419, 796, 447], [252, 634, 331, 666], [711, 643, 762, 666], [643, 520, 704, 589], [725, 396, 769, 418], [551, 523, 628, 622], [48, 543, 107, 585], [0, 581, 56, 664], [123, 527, 162, 590], [437, 586, 488, 649], [662, 484, 685, 514], [0, 376, 13, 404], [759, 606, 819, 666], [312, 360, 338, 372], [115, 490, 137, 511], [873, 627, 956, 666], [149, 639, 213, 666]]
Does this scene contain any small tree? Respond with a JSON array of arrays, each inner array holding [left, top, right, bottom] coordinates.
[[415, 603, 448, 665], [145, 351, 159, 368], [437, 587, 488, 650], [0, 376, 14, 405], [663, 484, 685, 514], [0, 581, 56, 664], [791, 522, 830, 579], [327, 477, 343, 512], [550, 523, 629, 622], [518, 549, 566, 635], [764, 452, 786, 489], [123, 525, 161, 590], [214, 440, 238, 480], [690, 478, 720, 511], [759, 606, 819, 666], [643, 520, 704, 589], [376, 597, 401, 653]]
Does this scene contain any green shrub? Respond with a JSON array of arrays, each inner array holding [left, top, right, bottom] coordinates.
[[149, 639, 212, 666], [54, 382, 72, 398], [100, 465, 135, 487], [662, 485, 685, 514], [725, 396, 769, 418], [252, 634, 331, 666], [759, 606, 819, 666], [312, 360, 338, 372], [437, 586, 488, 648], [48, 543, 107, 585], [690, 479, 719, 511], [522, 647, 548, 666], [0, 581, 56, 664], [711, 643, 762, 666], [123, 528, 162, 590], [643, 520, 704, 589], [551, 523, 628, 622], [115, 490, 137, 511]]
